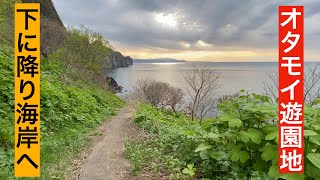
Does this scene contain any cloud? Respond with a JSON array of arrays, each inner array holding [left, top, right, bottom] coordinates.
[[53, 0, 320, 61]]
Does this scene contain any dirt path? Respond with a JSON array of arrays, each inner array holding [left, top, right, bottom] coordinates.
[[78, 106, 137, 180]]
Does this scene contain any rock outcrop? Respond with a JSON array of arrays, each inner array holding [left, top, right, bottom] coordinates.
[[105, 51, 133, 69], [106, 76, 123, 93]]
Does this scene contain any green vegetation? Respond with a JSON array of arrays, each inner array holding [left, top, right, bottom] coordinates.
[[0, 47, 124, 179], [0, 1, 124, 179], [52, 26, 112, 83], [0, 0, 15, 49], [126, 93, 320, 179]]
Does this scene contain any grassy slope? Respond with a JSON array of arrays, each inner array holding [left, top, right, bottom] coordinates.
[[0, 48, 125, 179], [125, 104, 201, 179]]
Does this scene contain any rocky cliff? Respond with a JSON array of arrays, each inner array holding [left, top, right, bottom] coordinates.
[[22, 0, 64, 27], [22, 0, 132, 70], [105, 51, 133, 69]]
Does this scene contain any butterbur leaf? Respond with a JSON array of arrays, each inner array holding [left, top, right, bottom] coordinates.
[[195, 143, 212, 152], [239, 151, 250, 163], [307, 153, 320, 169], [304, 130, 318, 136], [265, 131, 278, 140]]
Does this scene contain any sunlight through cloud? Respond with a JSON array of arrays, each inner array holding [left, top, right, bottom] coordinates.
[[154, 13, 178, 28]]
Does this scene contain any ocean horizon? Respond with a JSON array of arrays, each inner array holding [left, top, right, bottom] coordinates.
[[108, 61, 318, 98]]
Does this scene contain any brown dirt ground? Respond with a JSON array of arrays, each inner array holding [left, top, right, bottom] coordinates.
[[69, 105, 166, 180]]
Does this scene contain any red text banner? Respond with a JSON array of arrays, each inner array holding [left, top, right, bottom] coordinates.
[[278, 6, 304, 174]]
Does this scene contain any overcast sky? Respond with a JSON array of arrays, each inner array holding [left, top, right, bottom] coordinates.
[[53, 0, 320, 62]]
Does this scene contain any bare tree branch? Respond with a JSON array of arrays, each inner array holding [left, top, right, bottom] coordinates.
[[184, 65, 220, 121]]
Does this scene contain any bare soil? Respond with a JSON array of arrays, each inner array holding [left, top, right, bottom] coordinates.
[[75, 106, 137, 180], [71, 105, 165, 180]]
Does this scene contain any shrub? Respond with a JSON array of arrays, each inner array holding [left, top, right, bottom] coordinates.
[[134, 79, 184, 111], [127, 93, 320, 179]]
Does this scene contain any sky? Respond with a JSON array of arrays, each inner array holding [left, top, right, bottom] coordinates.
[[53, 0, 320, 62]]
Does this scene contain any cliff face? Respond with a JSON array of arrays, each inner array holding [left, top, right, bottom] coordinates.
[[22, 0, 132, 69], [22, 0, 64, 27], [105, 51, 133, 69]]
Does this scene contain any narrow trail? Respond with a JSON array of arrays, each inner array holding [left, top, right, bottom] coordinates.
[[78, 106, 136, 180]]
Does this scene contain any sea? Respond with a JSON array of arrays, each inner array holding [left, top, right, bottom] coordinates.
[[107, 61, 318, 98]]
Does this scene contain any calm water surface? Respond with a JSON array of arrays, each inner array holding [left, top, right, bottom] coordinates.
[[107, 62, 317, 97]]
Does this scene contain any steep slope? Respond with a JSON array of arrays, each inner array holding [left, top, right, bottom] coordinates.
[[22, 0, 64, 27]]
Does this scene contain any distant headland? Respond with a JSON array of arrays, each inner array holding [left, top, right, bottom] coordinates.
[[133, 58, 187, 63]]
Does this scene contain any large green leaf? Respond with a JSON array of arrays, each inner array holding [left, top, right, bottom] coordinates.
[[280, 174, 304, 180], [268, 164, 281, 179], [230, 149, 241, 162], [219, 114, 242, 128], [199, 150, 209, 160], [208, 151, 226, 161], [195, 143, 212, 152], [228, 118, 242, 128], [207, 132, 219, 141], [261, 144, 277, 161], [239, 131, 250, 143], [262, 125, 277, 134], [248, 128, 263, 144], [265, 131, 278, 140], [253, 159, 268, 171], [304, 130, 318, 136], [182, 130, 196, 136], [219, 114, 236, 122], [305, 158, 320, 179], [310, 137, 320, 146], [239, 151, 250, 163], [307, 153, 320, 169]]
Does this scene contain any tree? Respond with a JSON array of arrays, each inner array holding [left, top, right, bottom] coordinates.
[[184, 66, 220, 121], [134, 79, 184, 111], [51, 26, 112, 84], [165, 86, 184, 112], [263, 62, 320, 104]]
